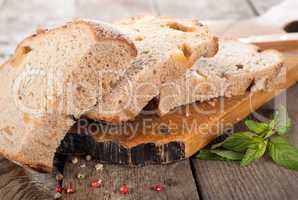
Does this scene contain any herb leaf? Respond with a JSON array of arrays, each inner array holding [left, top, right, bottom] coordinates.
[[210, 141, 225, 150], [221, 132, 257, 152], [196, 106, 296, 170], [245, 120, 269, 134], [272, 106, 293, 135], [210, 150, 244, 161], [197, 150, 225, 160], [268, 136, 298, 170], [197, 149, 243, 161], [240, 140, 267, 166]]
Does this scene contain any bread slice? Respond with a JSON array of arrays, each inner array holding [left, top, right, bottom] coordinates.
[[158, 40, 284, 115], [0, 20, 137, 172], [85, 16, 218, 123]]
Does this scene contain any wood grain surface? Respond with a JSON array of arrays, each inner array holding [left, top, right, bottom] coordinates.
[[0, 1, 297, 200], [191, 84, 298, 200], [156, 0, 255, 20], [0, 157, 54, 200], [250, 0, 281, 14], [62, 158, 199, 200]]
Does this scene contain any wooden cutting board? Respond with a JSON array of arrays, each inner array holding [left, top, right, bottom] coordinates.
[[62, 47, 298, 166]]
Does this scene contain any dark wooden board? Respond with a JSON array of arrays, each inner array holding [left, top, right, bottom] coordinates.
[[62, 158, 199, 200], [55, 52, 298, 167], [192, 83, 298, 200]]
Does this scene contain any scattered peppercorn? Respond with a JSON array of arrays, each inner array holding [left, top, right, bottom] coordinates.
[[55, 174, 63, 181], [65, 185, 75, 194], [80, 163, 86, 168], [77, 173, 85, 180], [90, 179, 103, 188], [86, 155, 92, 161], [53, 192, 62, 199], [55, 185, 63, 193], [152, 184, 164, 192], [120, 184, 129, 194], [95, 163, 103, 171], [72, 157, 79, 164]]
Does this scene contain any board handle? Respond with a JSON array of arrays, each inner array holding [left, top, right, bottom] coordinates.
[[238, 33, 298, 51]]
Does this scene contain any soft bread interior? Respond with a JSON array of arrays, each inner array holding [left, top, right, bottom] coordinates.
[[0, 21, 136, 172], [158, 40, 284, 115], [85, 16, 218, 123]]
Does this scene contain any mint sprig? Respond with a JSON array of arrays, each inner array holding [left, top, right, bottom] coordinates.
[[268, 136, 298, 170], [197, 106, 298, 171]]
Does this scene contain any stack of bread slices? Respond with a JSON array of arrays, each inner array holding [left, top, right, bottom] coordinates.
[[0, 16, 284, 172]]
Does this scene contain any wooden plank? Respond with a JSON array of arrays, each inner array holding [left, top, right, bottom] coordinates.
[[76, 0, 156, 22], [206, 1, 298, 37], [0, 0, 76, 63], [249, 0, 281, 14], [156, 0, 255, 20], [0, 157, 54, 200], [0, 0, 156, 64], [62, 158, 199, 200], [191, 83, 298, 200]]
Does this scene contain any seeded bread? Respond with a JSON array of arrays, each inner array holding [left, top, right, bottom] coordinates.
[[158, 40, 284, 115], [0, 20, 137, 172], [85, 16, 218, 123]]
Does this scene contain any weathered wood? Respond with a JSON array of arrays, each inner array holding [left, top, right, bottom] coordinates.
[[0, 158, 54, 200], [0, 0, 76, 63], [192, 83, 298, 200], [62, 158, 199, 200], [0, 0, 156, 63], [249, 0, 281, 14], [0, 1, 293, 200], [76, 0, 156, 22], [207, 0, 298, 38], [156, 0, 255, 20]]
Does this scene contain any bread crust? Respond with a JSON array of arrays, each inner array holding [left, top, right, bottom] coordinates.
[[7, 20, 137, 67], [158, 40, 284, 115], [0, 17, 218, 171], [85, 16, 219, 123], [0, 20, 137, 172]]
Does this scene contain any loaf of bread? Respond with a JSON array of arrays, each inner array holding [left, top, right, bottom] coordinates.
[[0, 17, 218, 172], [158, 40, 284, 115], [85, 16, 218, 123], [0, 20, 137, 172]]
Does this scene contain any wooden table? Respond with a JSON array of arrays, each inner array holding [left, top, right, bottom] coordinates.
[[0, 0, 297, 200]]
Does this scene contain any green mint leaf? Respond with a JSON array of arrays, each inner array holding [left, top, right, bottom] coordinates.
[[272, 106, 293, 135], [197, 150, 225, 160], [245, 120, 269, 134], [211, 141, 225, 150], [221, 132, 257, 152], [263, 129, 275, 139], [210, 150, 244, 161], [240, 140, 268, 166], [268, 136, 298, 170]]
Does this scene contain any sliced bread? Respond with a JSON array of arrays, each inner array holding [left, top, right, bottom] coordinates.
[[0, 20, 137, 172], [85, 16, 218, 123], [158, 40, 284, 115]]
